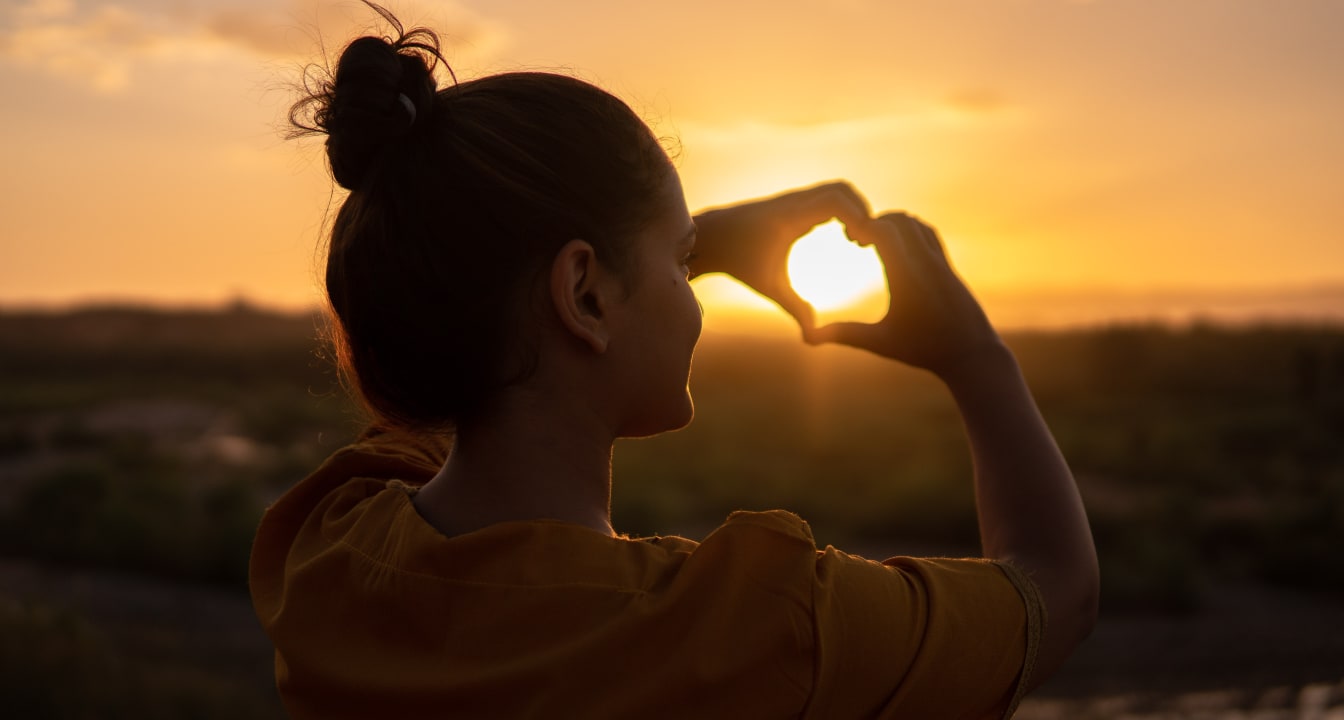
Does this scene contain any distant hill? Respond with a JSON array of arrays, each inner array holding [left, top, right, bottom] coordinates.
[[0, 304, 325, 353], [978, 282, 1344, 329], [0, 305, 332, 391]]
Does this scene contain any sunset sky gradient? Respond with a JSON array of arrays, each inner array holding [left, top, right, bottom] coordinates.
[[1, 0, 1341, 329]]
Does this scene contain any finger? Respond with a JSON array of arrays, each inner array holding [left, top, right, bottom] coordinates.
[[841, 214, 887, 248], [782, 181, 872, 235], [864, 214, 923, 274], [906, 213, 949, 262], [888, 213, 951, 272]]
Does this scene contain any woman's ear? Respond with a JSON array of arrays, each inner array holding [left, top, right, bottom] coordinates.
[[550, 239, 611, 353]]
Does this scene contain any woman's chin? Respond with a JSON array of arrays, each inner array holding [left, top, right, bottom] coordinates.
[[669, 394, 695, 431], [618, 393, 694, 439]]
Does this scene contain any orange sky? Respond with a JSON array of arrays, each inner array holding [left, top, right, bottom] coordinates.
[[1, 0, 1341, 329]]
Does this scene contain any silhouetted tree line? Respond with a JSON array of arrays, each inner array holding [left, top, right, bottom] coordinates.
[[1, 307, 1341, 611]]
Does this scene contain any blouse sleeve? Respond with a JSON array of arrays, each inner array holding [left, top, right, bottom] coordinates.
[[804, 548, 1045, 720]]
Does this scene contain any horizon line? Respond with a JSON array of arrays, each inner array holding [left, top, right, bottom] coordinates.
[[4, 283, 1344, 335], [4, 279, 1344, 313]]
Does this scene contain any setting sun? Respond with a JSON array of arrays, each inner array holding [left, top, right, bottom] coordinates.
[[786, 221, 887, 323]]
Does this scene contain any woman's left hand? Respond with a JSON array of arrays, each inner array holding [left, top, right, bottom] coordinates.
[[691, 181, 872, 336]]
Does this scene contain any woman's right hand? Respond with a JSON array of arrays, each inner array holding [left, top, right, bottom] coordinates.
[[692, 182, 872, 337], [808, 212, 1005, 376]]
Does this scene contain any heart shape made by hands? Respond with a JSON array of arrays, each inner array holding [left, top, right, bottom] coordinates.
[[786, 220, 889, 327]]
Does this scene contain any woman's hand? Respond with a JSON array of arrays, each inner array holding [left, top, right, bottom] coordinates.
[[692, 182, 871, 336], [809, 212, 1004, 376]]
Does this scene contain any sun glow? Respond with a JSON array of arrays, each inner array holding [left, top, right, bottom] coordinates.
[[787, 221, 888, 323]]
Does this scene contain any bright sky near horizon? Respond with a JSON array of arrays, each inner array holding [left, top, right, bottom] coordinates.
[[1, 0, 1341, 328]]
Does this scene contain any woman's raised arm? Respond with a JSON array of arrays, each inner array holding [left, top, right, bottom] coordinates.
[[695, 192, 1099, 688], [811, 212, 1100, 689]]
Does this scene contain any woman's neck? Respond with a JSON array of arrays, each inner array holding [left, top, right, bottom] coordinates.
[[411, 390, 617, 538]]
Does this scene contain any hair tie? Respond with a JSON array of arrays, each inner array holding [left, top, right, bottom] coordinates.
[[397, 93, 417, 125]]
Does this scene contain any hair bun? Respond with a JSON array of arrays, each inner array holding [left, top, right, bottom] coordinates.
[[322, 36, 437, 190], [289, 5, 447, 192]]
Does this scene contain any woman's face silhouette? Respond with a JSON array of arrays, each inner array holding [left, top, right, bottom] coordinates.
[[606, 166, 703, 438]]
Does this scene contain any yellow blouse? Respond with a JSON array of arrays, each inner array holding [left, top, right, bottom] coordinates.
[[250, 429, 1043, 719]]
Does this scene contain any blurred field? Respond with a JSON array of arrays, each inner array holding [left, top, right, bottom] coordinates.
[[1, 305, 1342, 717]]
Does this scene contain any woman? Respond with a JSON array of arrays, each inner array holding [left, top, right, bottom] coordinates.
[[249, 6, 1099, 718]]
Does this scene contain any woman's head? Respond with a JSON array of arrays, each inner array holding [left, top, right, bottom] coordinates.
[[293, 7, 678, 431]]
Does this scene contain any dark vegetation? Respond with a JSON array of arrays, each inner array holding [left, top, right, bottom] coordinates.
[[1, 305, 1342, 716]]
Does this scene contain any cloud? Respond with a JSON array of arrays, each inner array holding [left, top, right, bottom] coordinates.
[[204, 8, 297, 59], [680, 94, 1022, 152], [0, 0, 509, 93], [0, 0, 182, 91], [204, 0, 510, 64], [942, 87, 1010, 115], [13, 0, 75, 22]]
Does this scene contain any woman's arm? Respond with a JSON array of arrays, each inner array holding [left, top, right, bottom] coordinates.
[[940, 346, 1099, 688], [809, 212, 1099, 689], [694, 188, 1098, 687]]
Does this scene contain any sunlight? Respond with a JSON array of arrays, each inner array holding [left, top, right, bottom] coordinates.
[[787, 221, 887, 321]]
